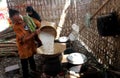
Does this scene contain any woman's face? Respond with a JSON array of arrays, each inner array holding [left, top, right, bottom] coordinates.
[[12, 14, 24, 24], [27, 11, 32, 15]]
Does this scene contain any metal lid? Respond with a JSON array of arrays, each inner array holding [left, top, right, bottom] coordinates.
[[67, 53, 87, 64], [58, 36, 69, 42]]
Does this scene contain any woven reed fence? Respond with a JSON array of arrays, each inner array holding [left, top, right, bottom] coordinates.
[[78, 0, 120, 71], [6, 0, 120, 71]]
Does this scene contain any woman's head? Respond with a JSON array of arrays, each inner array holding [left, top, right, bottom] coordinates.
[[26, 6, 34, 15], [9, 9, 19, 18], [9, 9, 24, 24], [26, 6, 41, 22]]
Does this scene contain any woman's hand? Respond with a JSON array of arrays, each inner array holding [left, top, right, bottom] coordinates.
[[35, 28, 41, 35]]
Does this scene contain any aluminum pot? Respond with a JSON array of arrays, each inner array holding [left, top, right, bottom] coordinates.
[[39, 21, 57, 38], [67, 53, 87, 73]]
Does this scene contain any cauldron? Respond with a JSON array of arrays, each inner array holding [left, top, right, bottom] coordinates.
[[41, 53, 62, 77]]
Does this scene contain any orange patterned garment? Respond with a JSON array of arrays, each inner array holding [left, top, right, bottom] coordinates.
[[13, 23, 37, 59]]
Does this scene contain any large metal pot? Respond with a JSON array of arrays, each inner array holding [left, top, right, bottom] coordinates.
[[37, 43, 66, 55], [37, 21, 66, 55], [39, 21, 57, 38]]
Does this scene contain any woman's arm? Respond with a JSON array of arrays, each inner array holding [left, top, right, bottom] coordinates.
[[23, 31, 36, 41], [22, 28, 40, 42], [32, 18, 41, 28]]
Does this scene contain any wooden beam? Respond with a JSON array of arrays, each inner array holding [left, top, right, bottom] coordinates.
[[90, 0, 111, 20]]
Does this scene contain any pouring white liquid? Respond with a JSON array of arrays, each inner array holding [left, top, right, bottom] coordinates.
[[38, 31, 55, 54]]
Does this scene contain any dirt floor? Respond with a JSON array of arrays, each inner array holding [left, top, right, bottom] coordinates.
[[0, 54, 43, 78], [0, 55, 119, 78], [0, 41, 119, 78]]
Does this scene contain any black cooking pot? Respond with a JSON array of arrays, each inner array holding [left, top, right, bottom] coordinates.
[[42, 54, 62, 76]]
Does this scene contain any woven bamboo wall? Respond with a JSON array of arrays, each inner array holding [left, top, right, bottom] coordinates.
[[6, 0, 120, 70], [7, 0, 65, 26], [78, 0, 120, 70]]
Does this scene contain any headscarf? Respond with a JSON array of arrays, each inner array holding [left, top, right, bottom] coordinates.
[[9, 9, 19, 18], [26, 6, 41, 22]]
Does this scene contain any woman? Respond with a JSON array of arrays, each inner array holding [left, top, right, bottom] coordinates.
[[26, 6, 42, 47], [9, 9, 41, 78]]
